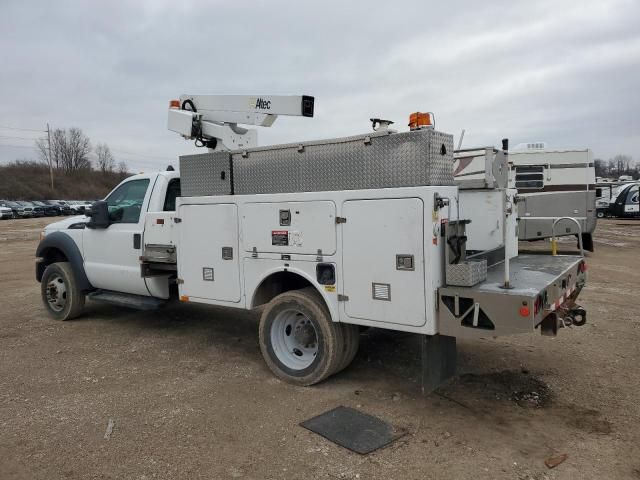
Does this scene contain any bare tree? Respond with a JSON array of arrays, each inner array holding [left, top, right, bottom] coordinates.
[[117, 161, 128, 175], [66, 128, 92, 171], [613, 154, 632, 177], [95, 143, 115, 173], [36, 127, 92, 172], [594, 158, 607, 178], [36, 129, 63, 169]]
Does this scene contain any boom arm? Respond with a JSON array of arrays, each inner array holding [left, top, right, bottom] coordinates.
[[168, 94, 314, 151]]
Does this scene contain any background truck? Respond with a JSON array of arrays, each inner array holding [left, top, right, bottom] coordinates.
[[35, 95, 588, 391]]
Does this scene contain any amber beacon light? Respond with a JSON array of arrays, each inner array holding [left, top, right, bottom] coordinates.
[[409, 112, 434, 130]]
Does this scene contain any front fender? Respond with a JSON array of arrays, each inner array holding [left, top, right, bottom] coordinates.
[[36, 231, 93, 292]]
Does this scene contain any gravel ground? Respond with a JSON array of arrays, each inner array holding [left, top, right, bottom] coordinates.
[[0, 217, 639, 480]]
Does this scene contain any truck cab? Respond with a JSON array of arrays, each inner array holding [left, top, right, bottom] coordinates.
[[36, 171, 181, 310]]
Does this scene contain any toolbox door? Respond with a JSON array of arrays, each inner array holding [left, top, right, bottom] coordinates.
[[341, 198, 426, 327], [177, 203, 241, 303]]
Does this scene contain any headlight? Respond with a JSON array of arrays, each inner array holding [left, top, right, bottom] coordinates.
[[39, 231, 46, 241]]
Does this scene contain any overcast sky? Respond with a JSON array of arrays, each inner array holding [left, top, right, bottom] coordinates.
[[1, 0, 638, 171]]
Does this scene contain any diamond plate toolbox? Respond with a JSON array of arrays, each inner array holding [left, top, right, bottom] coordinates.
[[232, 128, 454, 194], [446, 260, 487, 287], [179, 152, 232, 197]]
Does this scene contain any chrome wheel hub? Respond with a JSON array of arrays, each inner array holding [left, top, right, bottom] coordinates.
[[46, 274, 67, 312], [271, 309, 318, 370]]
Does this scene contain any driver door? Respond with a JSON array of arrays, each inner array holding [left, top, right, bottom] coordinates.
[[83, 175, 154, 296]]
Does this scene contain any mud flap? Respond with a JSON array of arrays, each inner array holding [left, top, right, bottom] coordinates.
[[421, 334, 457, 394]]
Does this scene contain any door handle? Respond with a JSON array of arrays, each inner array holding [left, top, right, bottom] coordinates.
[[396, 254, 414, 271], [133, 233, 141, 250]]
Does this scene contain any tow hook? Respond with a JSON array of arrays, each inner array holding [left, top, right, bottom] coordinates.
[[567, 306, 587, 327], [540, 307, 587, 336]]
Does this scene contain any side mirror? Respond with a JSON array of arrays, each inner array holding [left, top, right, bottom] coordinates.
[[87, 201, 110, 229]]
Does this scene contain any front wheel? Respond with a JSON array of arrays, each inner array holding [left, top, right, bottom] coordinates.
[[258, 288, 343, 386], [41, 262, 85, 320]]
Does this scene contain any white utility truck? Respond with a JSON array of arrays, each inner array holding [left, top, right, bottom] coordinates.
[[36, 96, 588, 391]]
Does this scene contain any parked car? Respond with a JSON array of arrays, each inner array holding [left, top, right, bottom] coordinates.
[[33, 201, 59, 217], [15, 201, 36, 217], [50, 200, 74, 216], [44, 200, 72, 216], [0, 205, 12, 219], [31, 205, 46, 217], [64, 201, 82, 214], [66, 200, 87, 215], [0, 200, 28, 218], [82, 200, 95, 215]]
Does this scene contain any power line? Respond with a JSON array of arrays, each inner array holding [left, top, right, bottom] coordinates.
[[0, 135, 46, 141], [0, 124, 174, 162], [110, 148, 173, 160], [0, 143, 38, 149], [0, 125, 46, 133], [0, 141, 172, 160]]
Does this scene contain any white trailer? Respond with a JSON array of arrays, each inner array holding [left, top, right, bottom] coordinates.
[[454, 144, 597, 251], [35, 97, 588, 391]]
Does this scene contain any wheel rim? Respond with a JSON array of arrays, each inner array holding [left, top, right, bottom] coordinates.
[[270, 308, 319, 370], [46, 274, 68, 312]]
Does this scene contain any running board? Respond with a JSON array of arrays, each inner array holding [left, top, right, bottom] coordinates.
[[88, 290, 166, 311]]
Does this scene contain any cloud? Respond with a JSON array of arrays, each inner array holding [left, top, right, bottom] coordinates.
[[0, 0, 638, 171]]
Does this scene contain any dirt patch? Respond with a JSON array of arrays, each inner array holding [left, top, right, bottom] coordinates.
[[561, 406, 613, 435], [446, 369, 553, 408]]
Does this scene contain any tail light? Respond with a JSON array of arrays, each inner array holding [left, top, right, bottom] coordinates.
[[578, 261, 587, 273]]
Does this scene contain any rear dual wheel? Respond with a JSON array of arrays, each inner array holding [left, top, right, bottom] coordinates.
[[258, 287, 359, 386]]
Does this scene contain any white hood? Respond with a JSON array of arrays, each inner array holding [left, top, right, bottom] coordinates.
[[44, 215, 88, 233]]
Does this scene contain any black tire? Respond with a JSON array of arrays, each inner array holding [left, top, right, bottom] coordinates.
[[41, 262, 85, 321], [335, 323, 360, 373], [258, 288, 343, 386], [581, 233, 594, 252]]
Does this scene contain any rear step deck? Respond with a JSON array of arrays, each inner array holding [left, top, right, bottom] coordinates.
[[88, 290, 166, 311], [438, 254, 584, 338], [464, 254, 582, 296]]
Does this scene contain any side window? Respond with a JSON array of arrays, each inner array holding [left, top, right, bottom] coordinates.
[[515, 165, 544, 190], [163, 179, 181, 211], [105, 179, 150, 224]]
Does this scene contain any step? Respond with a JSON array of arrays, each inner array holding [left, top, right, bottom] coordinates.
[[87, 290, 166, 311]]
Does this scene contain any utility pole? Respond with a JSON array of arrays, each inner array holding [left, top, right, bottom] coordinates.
[[47, 123, 54, 191]]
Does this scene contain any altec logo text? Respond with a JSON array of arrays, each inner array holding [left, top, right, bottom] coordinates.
[[254, 98, 271, 110]]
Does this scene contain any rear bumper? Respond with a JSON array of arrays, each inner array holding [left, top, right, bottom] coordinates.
[[437, 254, 586, 338]]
